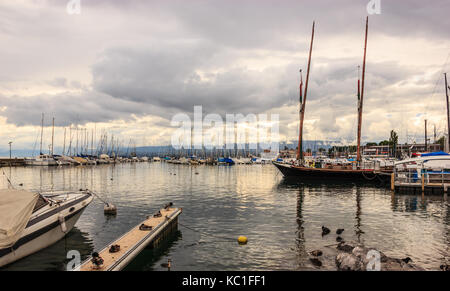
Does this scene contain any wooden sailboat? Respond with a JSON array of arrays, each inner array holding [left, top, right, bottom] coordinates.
[[273, 17, 390, 181]]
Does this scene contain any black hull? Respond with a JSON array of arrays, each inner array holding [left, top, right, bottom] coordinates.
[[272, 162, 390, 183]]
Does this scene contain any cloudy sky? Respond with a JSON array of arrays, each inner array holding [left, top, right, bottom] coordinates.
[[1, 0, 449, 153]]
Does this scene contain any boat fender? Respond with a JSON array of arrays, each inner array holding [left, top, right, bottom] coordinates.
[[58, 213, 67, 233], [104, 203, 117, 215]]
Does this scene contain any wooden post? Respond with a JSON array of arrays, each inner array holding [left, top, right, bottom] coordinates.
[[391, 172, 395, 191], [421, 174, 425, 193]]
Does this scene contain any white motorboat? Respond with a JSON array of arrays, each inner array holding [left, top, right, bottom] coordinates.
[[0, 189, 93, 268], [394, 152, 450, 170], [25, 154, 58, 166]]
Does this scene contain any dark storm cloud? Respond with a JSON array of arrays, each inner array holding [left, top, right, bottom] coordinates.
[[0, 0, 448, 136], [0, 91, 150, 126], [91, 44, 296, 117], [75, 0, 450, 41]]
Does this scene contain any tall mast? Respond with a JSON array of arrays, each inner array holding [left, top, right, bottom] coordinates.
[[91, 129, 94, 156], [357, 16, 369, 163], [69, 126, 72, 156], [85, 128, 88, 155], [296, 69, 303, 160], [39, 113, 45, 155], [445, 73, 450, 151], [298, 21, 315, 162], [424, 119, 428, 152], [76, 127, 79, 156], [63, 127, 66, 156], [51, 117, 55, 156]]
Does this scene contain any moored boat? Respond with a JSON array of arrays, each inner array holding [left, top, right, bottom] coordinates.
[[272, 161, 387, 181], [24, 154, 58, 166], [273, 18, 391, 181], [0, 189, 93, 268]]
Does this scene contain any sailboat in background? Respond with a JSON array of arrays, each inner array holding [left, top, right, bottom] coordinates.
[[273, 18, 391, 181], [25, 114, 57, 166]]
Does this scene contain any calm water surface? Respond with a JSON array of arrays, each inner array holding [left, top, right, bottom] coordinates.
[[1, 163, 449, 271]]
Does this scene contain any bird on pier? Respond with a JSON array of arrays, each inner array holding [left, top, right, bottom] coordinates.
[[336, 228, 344, 235]]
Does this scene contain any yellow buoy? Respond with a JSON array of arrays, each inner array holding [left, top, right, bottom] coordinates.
[[237, 236, 248, 245]]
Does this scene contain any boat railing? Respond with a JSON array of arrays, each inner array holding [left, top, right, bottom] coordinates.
[[394, 158, 450, 186]]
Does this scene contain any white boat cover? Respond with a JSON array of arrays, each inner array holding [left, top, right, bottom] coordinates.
[[0, 189, 39, 248]]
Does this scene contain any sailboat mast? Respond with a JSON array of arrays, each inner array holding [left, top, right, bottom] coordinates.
[[298, 21, 315, 162], [51, 117, 55, 156], [445, 73, 450, 151], [63, 127, 66, 156], [39, 113, 44, 155], [357, 16, 368, 163], [91, 129, 94, 156], [296, 69, 303, 160]]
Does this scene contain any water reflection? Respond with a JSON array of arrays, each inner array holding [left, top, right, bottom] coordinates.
[[355, 187, 363, 242], [0, 164, 448, 270], [295, 186, 306, 269], [3, 228, 93, 271], [276, 176, 449, 270], [124, 230, 182, 271]]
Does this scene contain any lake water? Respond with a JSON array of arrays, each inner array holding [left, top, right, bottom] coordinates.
[[1, 163, 449, 271]]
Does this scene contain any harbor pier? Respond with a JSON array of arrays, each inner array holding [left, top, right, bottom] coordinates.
[[0, 158, 25, 167], [76, 205, 182, 271], [392, 165, 450, 195]]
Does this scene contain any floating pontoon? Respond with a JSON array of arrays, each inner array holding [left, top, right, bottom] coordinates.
[[76, 205, 182, 271]]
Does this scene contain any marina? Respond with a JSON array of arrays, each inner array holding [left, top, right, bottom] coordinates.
[[0, 163, 449, 271], [1, 0, 450, 275]]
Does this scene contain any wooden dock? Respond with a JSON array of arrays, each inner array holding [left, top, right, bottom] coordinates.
[[0, 158, 25, 167], [76, 205, 182, 271], [394, 182, 450, 195], [392, 171, 450, 195]]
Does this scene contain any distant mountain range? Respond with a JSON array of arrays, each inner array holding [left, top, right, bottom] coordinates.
[[0, 140, 343, 158]]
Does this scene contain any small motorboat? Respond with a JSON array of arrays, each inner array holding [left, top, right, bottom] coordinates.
[[0, 189, 93, 268], [24, 154, 58, 166]]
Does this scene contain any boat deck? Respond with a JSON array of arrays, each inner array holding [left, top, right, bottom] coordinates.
[[77, 206, 182, 271]]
